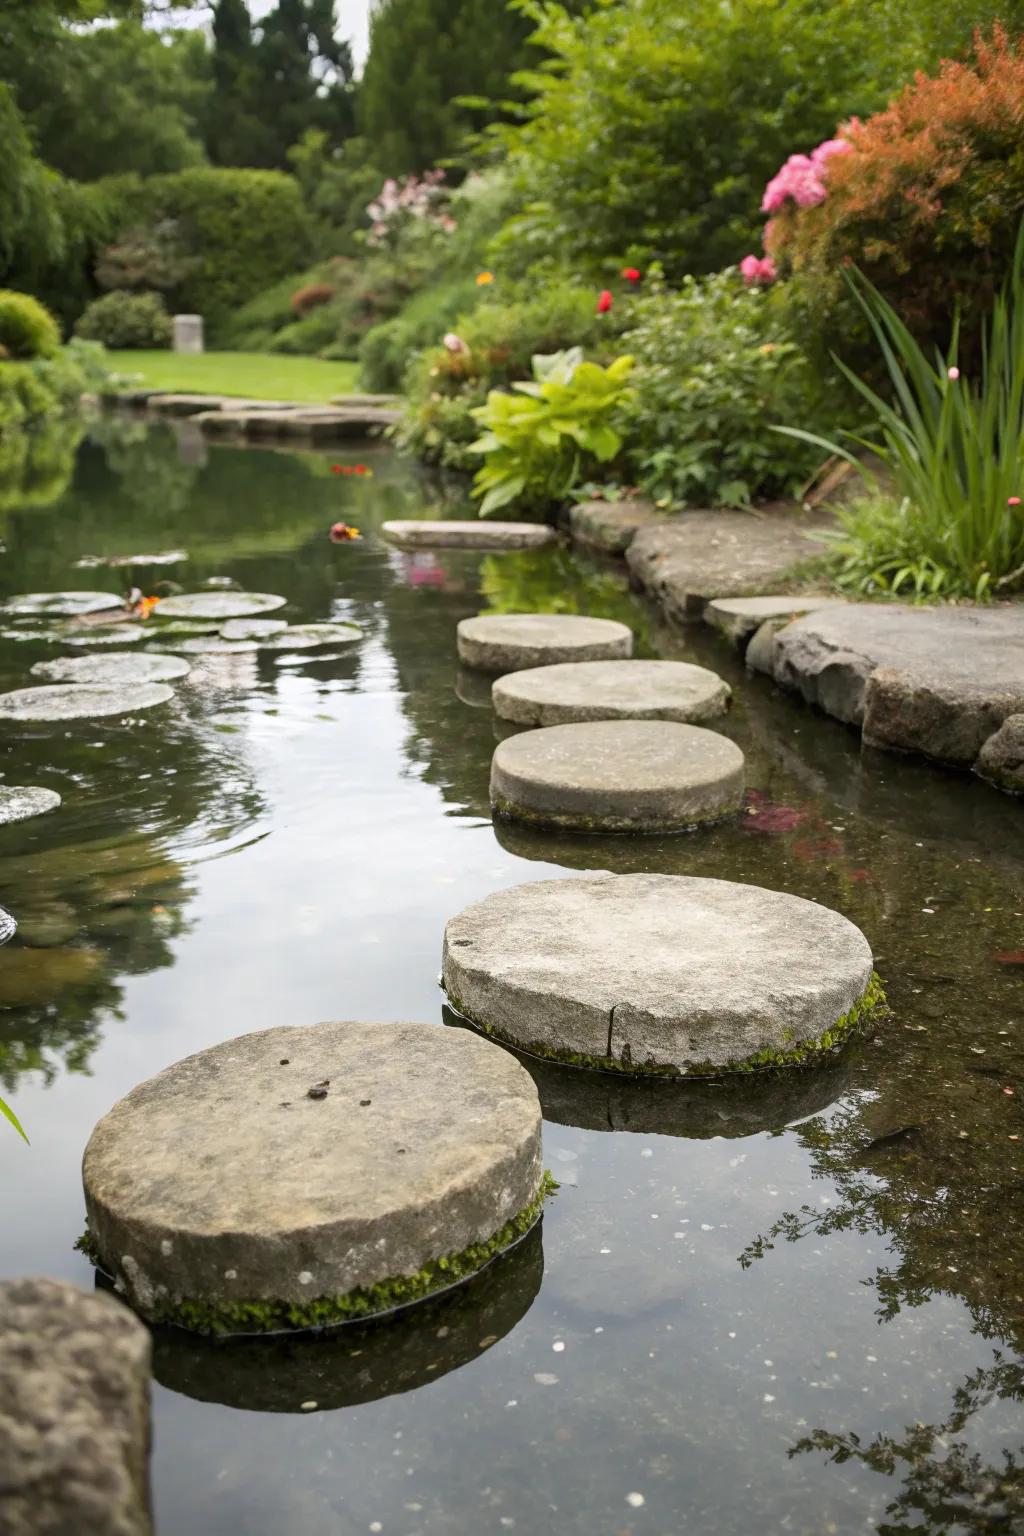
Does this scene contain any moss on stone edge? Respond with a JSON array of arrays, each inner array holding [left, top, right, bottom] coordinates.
[[491, 793, 743, 837], [75, 1171, 558, 1338], [446, 973, 887, 1079]]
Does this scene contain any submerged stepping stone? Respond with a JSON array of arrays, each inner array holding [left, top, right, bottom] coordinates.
[[63, 626, 146, 647], [491, 720, 745, 833], [382, 520, 556, 551], [0, 785, 62, 825], [219, 618, 288, 641], [32, 653, 190, 685], [155, 592, 286, 621], [458, 613, 633, 674], [443, 873, 880, 1075], [0, 683, 173, 722], [3, 591, 122, 618], [81, 1020, 545, 1334], [493, 659, 730, 727]]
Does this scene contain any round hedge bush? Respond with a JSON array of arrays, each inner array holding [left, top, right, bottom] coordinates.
[[75, 291, 172, 350], [0, 291, 61, 361]]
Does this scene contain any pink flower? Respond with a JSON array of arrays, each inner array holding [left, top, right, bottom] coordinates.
[[947, 366, 960, 380], [740, 254, 776, 286], [762, 154, 825, 213], [1008, 496, 1021, 507], [443, 332, 468, 354], [811, 138, 852, 169]]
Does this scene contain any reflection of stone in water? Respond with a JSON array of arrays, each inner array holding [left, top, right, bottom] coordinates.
[[453, 665, 495, 711], [147, 1221, 544, 1414]]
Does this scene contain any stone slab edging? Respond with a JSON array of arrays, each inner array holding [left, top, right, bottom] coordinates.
[[102, 390, 400, 440]]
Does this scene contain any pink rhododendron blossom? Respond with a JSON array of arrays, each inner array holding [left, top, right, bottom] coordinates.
[[760, 136, 851, 215], [740, 254, 776, 286], [811, 138, 852, 169], [442, 333, 468, 354]]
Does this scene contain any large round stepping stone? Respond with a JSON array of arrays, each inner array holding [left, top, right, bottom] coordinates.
[[0, 683, 173, 722], [2, 591, 122, 618], [0, 785, 61, 824], [457, 613, 633, 673], [493, 659, 730, 727], [383, 520, 556, 550], [491, 720, 745, 833], [155, 592, 286, 621], [31, 653, 190, 685], [82, 1021, 545, 1334], [442, 873, 879, 1075]]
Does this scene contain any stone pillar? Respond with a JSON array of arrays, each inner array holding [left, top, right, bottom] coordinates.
[[173, 313, 204, 354]]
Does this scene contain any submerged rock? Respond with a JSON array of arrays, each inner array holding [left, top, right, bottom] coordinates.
[[0, 683, 174, 722], [976, 714, 1024, 792], [0, 785, 62, 825]]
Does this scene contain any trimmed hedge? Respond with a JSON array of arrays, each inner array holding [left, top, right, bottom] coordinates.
[[75, 290, 172, 349], [0, 291, 61, 360]]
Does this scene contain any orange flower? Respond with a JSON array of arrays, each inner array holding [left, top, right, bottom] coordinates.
[[476, 271, 494, 285], [138, 595, 161, 619]]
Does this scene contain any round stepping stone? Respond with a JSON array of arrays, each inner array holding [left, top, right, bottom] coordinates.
[[382, 520, 556, 550], [82, 1020, 545, 1334], [491, 720, 745, 833], [2, 592, 122, 618], [457, 613, 633, 674], [0, 683, 174, 722], [493, 659, 730, 727], [443, 873, 880, 1075], [0, 786, 61, 825], [31, 653, 190, 685], [0, 906, 16, 944], [219, 618, 288, 641], [63, 626, 146, 647], [155, 592, 286, 621]]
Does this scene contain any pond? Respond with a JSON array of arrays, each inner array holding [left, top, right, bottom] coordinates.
[[1, 415, 1023, 1536]]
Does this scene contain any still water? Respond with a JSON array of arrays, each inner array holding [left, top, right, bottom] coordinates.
[[1, 416, 1022, 1536]]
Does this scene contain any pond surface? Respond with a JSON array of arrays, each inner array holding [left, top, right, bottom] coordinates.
[[1, 416, 1023, 1536]]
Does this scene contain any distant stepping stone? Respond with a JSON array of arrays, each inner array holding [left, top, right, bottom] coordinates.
[[493, 659, 730, 726], [2, 592, 122, 618], [0, 683, 174, 722], [32, 653, 190, 685], [491, 720, 745, 833], [0, 785, 62, 825], [443, 873, 880, 1075], [383, 520, 556, 550], [81, 1021, 546, 1334], [156, 592, 286, 621], [458, 613, 633, 673]]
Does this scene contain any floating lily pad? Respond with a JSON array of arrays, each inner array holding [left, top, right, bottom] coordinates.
[[75, 551, 188, 569], [0, 628, 59, 644], [0, 907, 15, 945], [0, 682, 174, 722], [62, 626, 146, 648], [263, 623, 361, 650], [3, 592, 123, 618], [150, 621, 221, 637], [0, 785, 62, 825], [157, 592, 286, 621], [171, 637, 260, 655], [32, 653, 191, 685], [219, 618, 288, 642]]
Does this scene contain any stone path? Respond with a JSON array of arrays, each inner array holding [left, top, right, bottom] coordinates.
[[107, 391, 400, 441], [443, 873, 877, 1074], [569, 499, 666, 554], [491, 720, 745, 833], [458, 613, 633, 673], [382, 520, 556, 550], [704, 594, 845, 645], [492, 659, 730, 726], [82, 1020, 544, 1332]]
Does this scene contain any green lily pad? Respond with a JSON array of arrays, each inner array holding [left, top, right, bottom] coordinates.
[[63, 626, 147, 648], [171, 638, 260, 655], [0, 682, 174, 722], [0, 786, 62, 825], [263, 623, 361, 650], [3, 592, 123, 618], [220, 619, 289, 641], [156, 592, 286, 621], [31, 653, 191, 685], [0, 907, 14, 945]]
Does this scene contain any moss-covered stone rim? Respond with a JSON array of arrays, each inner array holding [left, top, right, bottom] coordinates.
[[75, 1171, 558, 1339], [490, 792, 745, 838], [443, 973, 887, 1080]]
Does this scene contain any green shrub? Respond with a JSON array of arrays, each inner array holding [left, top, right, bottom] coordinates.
[[358, 276, 480, 392], [616, 270, 838, 507], [0, 343, 109, 434], [0, 291, 60, 360], [75, 291, 172, 349]]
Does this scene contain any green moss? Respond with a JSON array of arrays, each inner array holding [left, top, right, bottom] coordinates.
[[77, 1172, 558, 1338], [490, 793, 743, 836], [446, 973, 887, 1079]]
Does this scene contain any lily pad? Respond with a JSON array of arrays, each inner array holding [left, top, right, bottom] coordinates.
[[171, 637, 260, 655], [63, 626, 146, 648], [156, 592, 286, 621], [3, 592, 123, 618], [0, 786, 62, 825], [0, 907, 15, 946], [150, 621, 221, 637], [0, 682, 174, 722], [75, 551, 188, 569], [263, 623, 361, 650], [220, 618, 288, 642], [32, 653, 191, 685]]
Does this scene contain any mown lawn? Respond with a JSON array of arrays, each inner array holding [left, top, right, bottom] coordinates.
[[105, 351, 361, 404]]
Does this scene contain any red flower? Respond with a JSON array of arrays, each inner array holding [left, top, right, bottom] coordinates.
[[1008, 496, 1021, 506], [596, 289, 613, 314], [621, 267, 642, 284], [331, 464, 343, 474], [354, 464, 368, 475], [329, 522, 361, 543]]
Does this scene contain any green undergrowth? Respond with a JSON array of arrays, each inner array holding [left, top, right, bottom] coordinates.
[[446, 973, 887, 1078], [76, 1172, 558, 1337]]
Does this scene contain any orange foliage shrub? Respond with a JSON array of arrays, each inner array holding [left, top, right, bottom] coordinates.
[[290, 282, 335, 318]]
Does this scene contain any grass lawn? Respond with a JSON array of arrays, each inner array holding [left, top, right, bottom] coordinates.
[[105, 351, 361, 404]]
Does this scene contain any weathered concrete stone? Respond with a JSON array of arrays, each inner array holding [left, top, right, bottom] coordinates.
[[705, 594, 846, 647], [976, 714, 1024, 792], [569, 499, 664, 554], [0, 785, 61, 824], [172, 314, 204, 354], [382, 519, 556, 550], [772, 603, 1024, 768], [146, 393, 226, 417], [626, 509, 830, 622], [32, 653, 190, 685], [156, 591, 286, 621], [0, 1276, 152, 1536], [444, 874, 877, 1074], [458, 613, 633, 673], [490, 720, 745, 833], [330, 394, 400, 409], [0, 683, 173, 722], [493, 659, 730, 727], [82, 1021, 544, 1332], [744, 618, 783, 676]]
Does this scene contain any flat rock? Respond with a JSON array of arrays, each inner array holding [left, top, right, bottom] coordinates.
[[458, 613, 633, 673], [32, 653, 190, 685], [493, 659, 730, 727], [975, 714, 1024, 792], [0, 683, 173, 722], [219, 618, 288, 641], [147, 393, 226, 417], [771, 603, 1024, 768], [0, 785, 62, 824], [626, 509, 829, 622], [156, 591, 286, 621], [3, 591, 122, 618], [443, 873, 876, 1074], [491, 720, 745, 833], [82, 1021, 544, 1332], [0, 1276, 152, 1536], [705, 594, 846, 646], [382, 520, 556, 550], [569, 499, 664, 554]]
